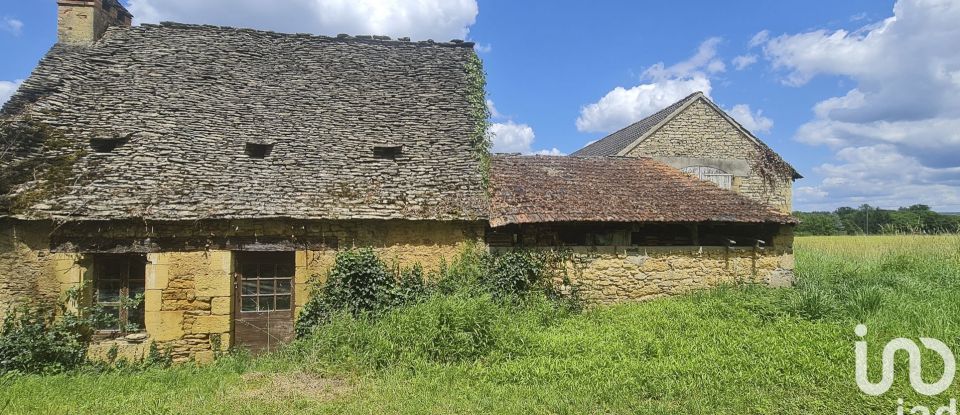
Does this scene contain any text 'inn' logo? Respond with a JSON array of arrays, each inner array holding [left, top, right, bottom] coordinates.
[[855, 324, 956, 396]]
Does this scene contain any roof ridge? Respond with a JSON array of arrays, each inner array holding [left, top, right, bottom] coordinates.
[[570, 91, 703, 157], [133, 21, 476, 48]]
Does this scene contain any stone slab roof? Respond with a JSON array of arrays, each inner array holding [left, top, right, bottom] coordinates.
[[488, 155, 797, 227], [1, 22, 487, 221]]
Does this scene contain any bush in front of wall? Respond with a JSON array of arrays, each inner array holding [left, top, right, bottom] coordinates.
[[0, 304, 89, 374]]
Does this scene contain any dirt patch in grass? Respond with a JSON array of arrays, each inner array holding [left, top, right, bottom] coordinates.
[[239, 371, 355, 403]]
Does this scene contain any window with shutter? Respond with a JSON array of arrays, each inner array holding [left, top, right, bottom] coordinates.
[[680, 166, 733, 190]]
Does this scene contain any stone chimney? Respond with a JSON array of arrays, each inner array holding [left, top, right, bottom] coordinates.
[[57, 0, 132, 45]]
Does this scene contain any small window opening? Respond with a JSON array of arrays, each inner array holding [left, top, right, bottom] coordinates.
[[373, 145, 402, 159], [246, 142, 274, 158], [681, 166, 733, 190], [93, 254, 147, 333], [89, 137, 125, 153]]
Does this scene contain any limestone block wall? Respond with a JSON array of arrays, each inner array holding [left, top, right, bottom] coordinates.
[[564, 246, 794, 305], [26, 219, 485, 362], [142, 251, 232, 363], [626, 99, 794, 213], [0, 221, 62, 321], [502, 224, 796, 305]]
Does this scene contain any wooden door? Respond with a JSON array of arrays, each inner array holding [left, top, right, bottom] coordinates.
[[233, 251, 295, 354]]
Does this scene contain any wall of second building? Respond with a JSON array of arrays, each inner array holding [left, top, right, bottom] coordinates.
[[492, 222, 795, 305], [625, 98, 794, 213]]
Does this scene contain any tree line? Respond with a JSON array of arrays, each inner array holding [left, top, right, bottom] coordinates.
[[793, 205, 960, 236]]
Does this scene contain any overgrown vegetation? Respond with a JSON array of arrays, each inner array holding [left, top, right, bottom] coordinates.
[[2, 236, 959, 413], [295, 245, 578, 338], [464, 51, 492, 188], [795, 204, 960, 235], [0, 285, 166, 375], [0, 119, 86, 216]]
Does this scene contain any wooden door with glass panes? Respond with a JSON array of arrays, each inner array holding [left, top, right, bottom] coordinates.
[[233, 251, 295, 354]]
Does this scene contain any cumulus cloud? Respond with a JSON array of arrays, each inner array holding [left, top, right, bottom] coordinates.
[[727, 104, 773, 133], [576, 77, 712, 133], [576, 37, 776, 145], [575, 38, 724, 133], [488, 100, 563, 155], [748, 30, 769, 48], [490, 121, 535, 154], [794, 145, 960, 210], [732, 54, 758, 70], [760, 0, 960, 209], [1, 17, 23, 36], [642, 37, 726, 80], [0, 80, 23, 106], [125, 0, 478, 41]]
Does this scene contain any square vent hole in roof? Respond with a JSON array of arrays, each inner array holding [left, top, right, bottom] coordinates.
[[373, 144, 402, 159], [245, 141, 274, 158], [89, 135, 131, 153]]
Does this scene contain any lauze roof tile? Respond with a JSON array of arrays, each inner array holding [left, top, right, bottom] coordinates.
[[1, 23, 487, 221]]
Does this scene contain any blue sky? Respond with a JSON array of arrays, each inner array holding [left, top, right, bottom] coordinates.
[[2, 0, 958, 212]]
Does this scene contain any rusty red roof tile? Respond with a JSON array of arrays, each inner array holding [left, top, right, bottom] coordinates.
[[489, 155, 798, 227]]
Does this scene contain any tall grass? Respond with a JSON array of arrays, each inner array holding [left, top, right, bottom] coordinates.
[[2, 235, 959, 414]]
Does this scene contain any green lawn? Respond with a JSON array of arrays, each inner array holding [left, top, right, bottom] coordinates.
[[3, 235, 959, 414]]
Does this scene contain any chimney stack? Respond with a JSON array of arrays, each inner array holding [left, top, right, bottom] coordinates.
[[57, 0, 132, 45]]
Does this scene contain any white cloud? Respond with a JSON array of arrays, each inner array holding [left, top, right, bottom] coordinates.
[[575, 38, 724, 134], [727, 104, 773, 133], [642, 37, 725, 80], [576, 77, 712, 133], [1, 17, 23, 36], [490, 121, 535, 154], [0, 80, 23, 106], [125, 0, 478, 41], [474, 43, 492, 53], [485, 99, 502, 119], [748, 30, 769, 48], [487, 101, 560, 155], [732, 54, 758, 70], [795, 145, 960, 210], [760, 0, 960, 210], [533, 148, 565, 156]]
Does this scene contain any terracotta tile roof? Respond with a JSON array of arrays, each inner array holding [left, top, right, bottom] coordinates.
[[489, 155, 797, 227], [1, 23, 486, 221]]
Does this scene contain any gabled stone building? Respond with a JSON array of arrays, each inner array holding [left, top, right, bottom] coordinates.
[[0, 0, 799, 361], [1, 0, 487, 360], [572, 92, 801, 213]]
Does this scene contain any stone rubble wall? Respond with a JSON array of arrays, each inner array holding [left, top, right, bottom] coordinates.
[[12, 219, 484, 363], [0, 221, 62, 322], [564, 246, 794, 305], [627, 99, 794, 213]]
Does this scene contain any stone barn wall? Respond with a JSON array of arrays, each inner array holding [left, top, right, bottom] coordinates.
[[492, 223, 795, 305], [1, 218, 484, 363], [0, 220, 63, 322], [626, 99, 794, 213]]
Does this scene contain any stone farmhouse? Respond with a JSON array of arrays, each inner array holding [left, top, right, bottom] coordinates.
[[0, 0, 798, 361]]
